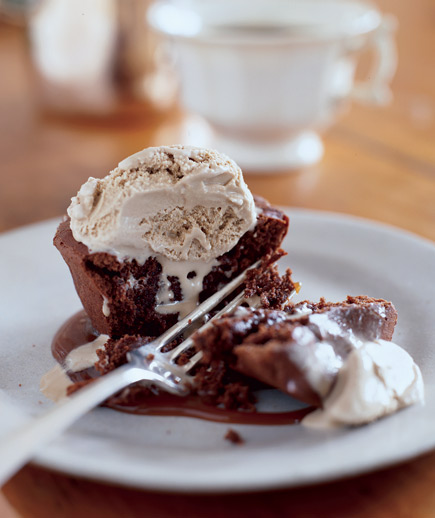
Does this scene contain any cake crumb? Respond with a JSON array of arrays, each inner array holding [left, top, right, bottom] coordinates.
[[224, 428, 244, 445]]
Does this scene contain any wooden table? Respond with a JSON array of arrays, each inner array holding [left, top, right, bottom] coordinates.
[[1, 0, 435, 516]]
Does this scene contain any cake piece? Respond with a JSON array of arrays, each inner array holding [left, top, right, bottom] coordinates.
[[193, 296, 398, 406], [53, 145, 289, 338], [90, 295, 399, 412]]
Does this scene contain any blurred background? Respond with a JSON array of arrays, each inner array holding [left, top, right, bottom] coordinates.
[[0, 0, 434, 239]]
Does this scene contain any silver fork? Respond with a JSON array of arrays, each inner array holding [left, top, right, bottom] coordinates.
[[0, 260, 298, 485]]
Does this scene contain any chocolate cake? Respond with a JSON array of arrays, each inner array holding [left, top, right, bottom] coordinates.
[[192, 296, 398, 406], [82, 294, 397, 412], [54, 195, 289, 338], [47, 145, 423, 428]]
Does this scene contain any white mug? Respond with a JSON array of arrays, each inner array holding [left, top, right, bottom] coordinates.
[[149, 0, 397, 171]]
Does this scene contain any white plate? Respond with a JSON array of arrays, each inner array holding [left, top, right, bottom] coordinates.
[[1, 209, 435, 493]]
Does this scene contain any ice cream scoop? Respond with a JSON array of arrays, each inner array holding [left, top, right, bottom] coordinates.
[[68, 145, 257, 263]]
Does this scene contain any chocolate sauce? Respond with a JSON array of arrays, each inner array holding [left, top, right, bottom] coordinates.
[[108, 394, 313, 425], [52, 311, 99, 364], [51, 312, 313, 425]]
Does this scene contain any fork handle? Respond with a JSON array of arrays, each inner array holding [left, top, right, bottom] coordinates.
[[0, 364, 146, 487]]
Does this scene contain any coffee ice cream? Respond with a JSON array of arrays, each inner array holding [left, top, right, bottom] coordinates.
[[54, 145, 290, 336], [68, 145, 257, 263]]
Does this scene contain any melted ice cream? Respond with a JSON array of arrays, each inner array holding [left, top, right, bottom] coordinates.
[[303, 339, 424, 428]]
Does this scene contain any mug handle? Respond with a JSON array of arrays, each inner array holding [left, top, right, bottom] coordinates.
[[350, 15, 398, 105]]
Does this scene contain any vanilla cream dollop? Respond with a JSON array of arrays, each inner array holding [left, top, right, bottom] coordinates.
[[303, 339, 424, 428], [68, 145, 256, 263]]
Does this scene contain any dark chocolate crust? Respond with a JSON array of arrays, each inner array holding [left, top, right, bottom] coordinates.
[[54, 196, 289, 338]]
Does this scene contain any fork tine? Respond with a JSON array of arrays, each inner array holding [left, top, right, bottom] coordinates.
[[166, 290, 247, 362], [167, 285, 299, 365], [128, 284, 299, 397], [147, 260, 262, 353], [181, 351, 203, 373]]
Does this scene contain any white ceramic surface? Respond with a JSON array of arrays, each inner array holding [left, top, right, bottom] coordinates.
[[0, 210, 434, 492], [149, 0, 397, 170]]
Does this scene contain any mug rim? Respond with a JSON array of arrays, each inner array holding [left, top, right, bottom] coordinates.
[[148, 0, 382, 45]]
